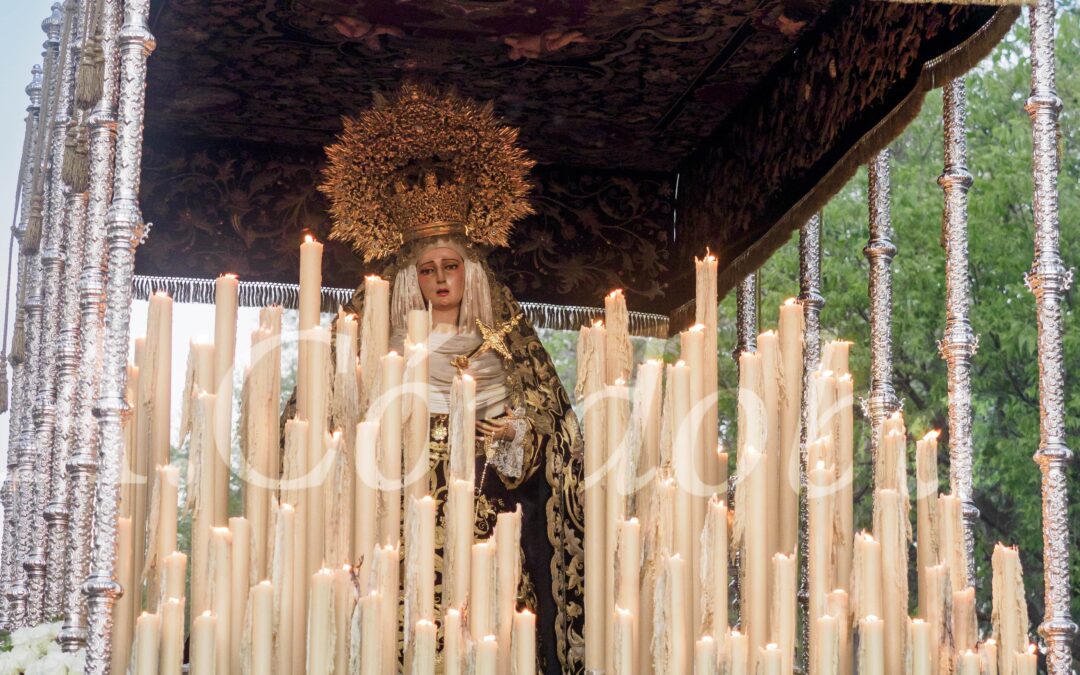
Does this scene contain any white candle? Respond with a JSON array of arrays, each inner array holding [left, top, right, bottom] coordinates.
[[210, 526, 232, 675], [132, 612, 160, 675], [377, 350, 404, 546], [228, 516, 249, 675], [375, 545, 399, 671], [694, 635, 718, 675], [272, 503, 296, 674], [512, 610, 537, 675], [772, 553, 796, 675], [297, 236, 323, 419], [816, 614, 838, 675], [853, 532, 882, 622], [680, 324, 707, 613], [669, 360, 694, 655], [953, 586, 978, 655], [992, 544, 1029, 675], [410, 496, 437, 624], [162, 551, 186, 603], [443, 608, 463, 675], [909, 618, 932, 675], [613, 607, 635, 675], [777, 299, 803, 559], [358, 591, 382, 674], [857, 616, 884, 675], [307, 568, 334, 675], [471, 541, 496, 641], [449, 373, 476, 483], [1016, 644, 1037, 675], [705, 498, 729, 640], [248, 581, 273, 675], [809, 460, 832, 640], [915, 430, 940, 614], [615, 518, 640, 663], [147, 292, 173, 471], [758, 330, 782, 572], [579, 322, 607, 671], [158, 598, 183, 675], [694, 253, 720, 502], [358, 275, 389, 415], [150, 465, 180, 606], [958, 649, 981, 675], [412, 619, 436, 675], [605, 381, 630, 674], [445, 478, 473, 610], [979, 639, 999, 675], [496, 507, 522, 674], [835, 373, 855, 595], [922, 564, 949, 675], [938, 493, 967, 592], [604, 289, 632, 384], [110, 517, 134, 675], [874, 489, 908, 675], [728, 629, 749, 675], [668, 555, 689, 674], [332, 565, 355, 675], [191, 611, 216, 675], [213, 273, 239, 527], [758, 643, 782, 675], [826, 590, 851, 675], [475, 635, 499, 675], [353, 420, 379, 567], [190, 393, 217, 620], [740, 446, 769, 670], [403, 339, 429, 503], [306, 326, 330, 569]]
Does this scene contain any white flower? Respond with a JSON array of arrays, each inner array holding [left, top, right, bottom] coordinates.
[[0, 644, 39, 674]]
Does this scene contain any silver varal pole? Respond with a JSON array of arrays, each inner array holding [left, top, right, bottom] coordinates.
[[796, 211, 823, 672], [59, 0, 122, 651], [1025, 0, 1077, 670], [82, 0, 154, 669], [734, 272, 758, 357], [45, 0, 106, 617], [0, 63, 45, 632], [865, 150, 900, 473], [938, 78, 978, 589], [10, 1, 71, 629]]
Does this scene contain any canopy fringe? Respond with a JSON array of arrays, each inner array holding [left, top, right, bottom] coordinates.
[[131, 274, 670, 338]]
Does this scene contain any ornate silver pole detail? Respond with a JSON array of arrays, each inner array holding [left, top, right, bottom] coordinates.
[[31, 0, 89, 626], [59, 0, 121, 651], [82, 0, 154, 669], [796, 211, 824, 672], [10, 1, 70, 628], [734, 272, 758, 357], [45, 0, 108, 618], [1, 63, 44, 632], [937, 78, 978, 589], [1024, 0, 1077, 670], [865, 150, 900, 473]]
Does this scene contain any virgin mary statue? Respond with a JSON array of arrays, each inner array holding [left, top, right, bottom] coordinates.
[[319, 84, 586, 673]]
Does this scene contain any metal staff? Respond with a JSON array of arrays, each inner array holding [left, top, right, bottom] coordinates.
[[1025, 0, 1077, 670]]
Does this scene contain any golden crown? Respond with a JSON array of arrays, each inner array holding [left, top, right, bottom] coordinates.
[[319, 84, 536, 261]]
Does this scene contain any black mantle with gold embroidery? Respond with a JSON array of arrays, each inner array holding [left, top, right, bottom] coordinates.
[[348, 267, 586, 673]]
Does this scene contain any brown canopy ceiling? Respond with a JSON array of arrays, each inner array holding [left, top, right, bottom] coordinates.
[[137, 0, 1016, 325]]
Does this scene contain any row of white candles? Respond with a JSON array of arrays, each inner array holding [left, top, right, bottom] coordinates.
[[109, 238, 1039, 674], [112, 236, 538, 673], [579, 258, 1037, 674]]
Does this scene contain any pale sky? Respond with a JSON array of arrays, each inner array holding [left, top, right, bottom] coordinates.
[[0, 2, 64, 457]]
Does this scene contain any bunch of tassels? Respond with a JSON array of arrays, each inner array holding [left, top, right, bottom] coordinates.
[[1, 0, 107, 413]]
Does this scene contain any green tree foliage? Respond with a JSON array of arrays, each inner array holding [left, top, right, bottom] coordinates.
[[749, 7, 1080, 659]]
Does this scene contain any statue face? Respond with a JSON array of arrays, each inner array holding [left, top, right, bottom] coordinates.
[[416, 246, 466, 315]]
